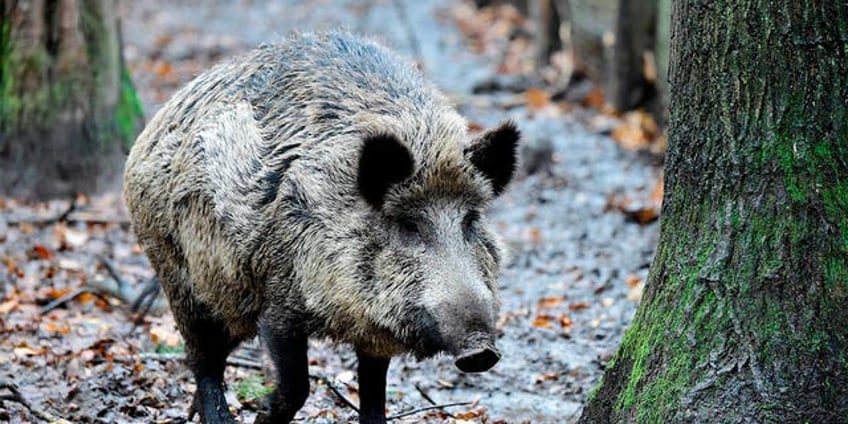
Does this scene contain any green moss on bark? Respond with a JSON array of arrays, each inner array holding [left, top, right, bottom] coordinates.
[[115, 68, 144, 149]]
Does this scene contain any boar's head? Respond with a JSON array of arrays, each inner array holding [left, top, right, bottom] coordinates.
[[355, 121, 520, 373]]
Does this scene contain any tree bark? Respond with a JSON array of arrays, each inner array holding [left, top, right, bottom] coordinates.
[[580, 1, 848, 422], [0, 0, 143, 199]]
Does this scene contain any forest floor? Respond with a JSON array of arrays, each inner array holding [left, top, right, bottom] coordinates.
[[0, 1, 663, 422]]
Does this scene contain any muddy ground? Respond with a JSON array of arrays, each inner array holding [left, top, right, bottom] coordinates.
[[0, 1, 662, 422]]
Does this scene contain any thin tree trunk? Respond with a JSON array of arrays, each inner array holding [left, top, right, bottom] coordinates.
[[0, 0, 143, 199], [607, 0, 656, 111], [580, 1, 848, 422], [565, 0, 617, 82]]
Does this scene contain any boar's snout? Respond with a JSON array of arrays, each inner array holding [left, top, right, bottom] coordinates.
[[452, 331, 500, 373], [455, 345, 500, 372]]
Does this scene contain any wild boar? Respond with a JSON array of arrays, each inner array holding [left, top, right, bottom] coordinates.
[[123, 31, 519, 424]]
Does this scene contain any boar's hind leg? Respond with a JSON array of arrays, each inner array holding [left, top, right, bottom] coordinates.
[[356, 351, 390, 424], [256, 323, 309, 423], [179, 301, 240, 424]]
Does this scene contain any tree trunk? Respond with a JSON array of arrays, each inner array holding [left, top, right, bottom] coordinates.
[[580, 1, 848, 422], [565, 0, 617, 83], [607, 0, 656, 112], [0, 0, 143, 199]]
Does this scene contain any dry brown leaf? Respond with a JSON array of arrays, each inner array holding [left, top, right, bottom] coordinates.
[[625, 207, 660, 225], [558, 314, 573, 327], [535, 372, 560, 383], [3, 256, 21, 277], [153, 61, 174, 78], [568, 302, 591, 311], [537, 296, 564, 309], [532, 315, 555, 329], [525, 88, 551, 110], [611, 110, 659, 150], [455, 408, 484, 420], [582, 88, 606, 109], [32, 244, 55, 260], [467, 122, 484, 133], [14, 346, 45, 357], [44, 287, 72, 300], [650, 178, 664, 205], [42, 321, 71, 335]]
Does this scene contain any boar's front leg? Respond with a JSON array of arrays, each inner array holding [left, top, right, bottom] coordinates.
[[256, 322, 310, 423], [356, 351, 390, 424], [180, 305, 240, 424]]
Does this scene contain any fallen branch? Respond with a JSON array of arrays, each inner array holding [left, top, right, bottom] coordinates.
[[129, 352, 264, 370], [5, 197, 76, 227], [413, 383, 455, 418], [310, 374, 359, 413], [96, 255, 128, 292], [307, 374, 472, 421], [0, 379, 70, 423], [387, 401, 473, 420], [39, 287, 112, 315]]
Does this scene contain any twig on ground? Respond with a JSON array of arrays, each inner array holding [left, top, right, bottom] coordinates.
[[39, 287, 112, 315], [5, 197, 76, 226], [309, 374, 360, 413], [96, 255, 128, 292], [130, 277, 162, 322], [0, 379, 69, 423], [386, 401, 473, 420], [413, 383, 455, 418], [129, 352, 264, 370], [306, 374, 470, 421]]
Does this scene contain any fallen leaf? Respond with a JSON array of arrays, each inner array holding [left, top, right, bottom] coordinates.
[[532, 315, 555, 329], [535, 372, 560, 383], [628, 281, 645, 303], [0, 298, 19, 314], [14, 346, 45, 357], [63, 228, 90, 248], [582, 87, 606, 109], [455, 408, 484, 420], [568, 302, 591, 311], [467, 122, 484, 133], [44, 287, 72, 300], [525, 88, 550, 110], [625, 275, 642, 288], [558, 314, 573, 327], [625, 206, 660, 225], [650, 178, 664, 205], [537, 296, 564, 309], [153, 61, 174, 78], [42, 321, 71, 335], [32, 244, 55, 260], [611, 110, 659, 150]]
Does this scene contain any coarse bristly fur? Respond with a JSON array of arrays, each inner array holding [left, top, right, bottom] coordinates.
[[124, 31, 520, 423]]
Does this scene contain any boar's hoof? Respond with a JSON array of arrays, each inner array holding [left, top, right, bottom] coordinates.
[[454, 347, 500, 373]]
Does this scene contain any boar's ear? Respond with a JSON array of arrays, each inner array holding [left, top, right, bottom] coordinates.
[[358, 133, 415, 209], [465, 121, 520, 196]]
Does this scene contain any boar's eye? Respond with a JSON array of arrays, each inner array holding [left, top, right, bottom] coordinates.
[[398, 217, 423, 239], [462, 210, 480, 238]]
